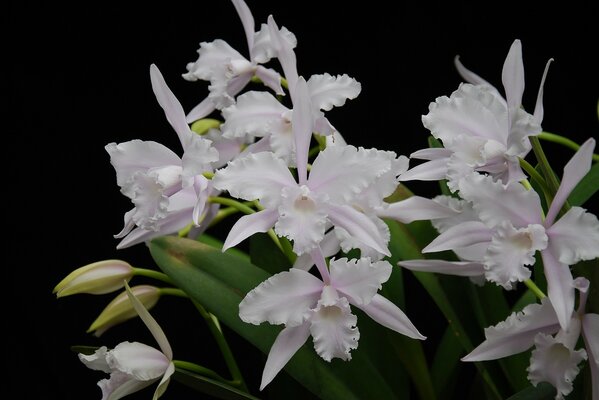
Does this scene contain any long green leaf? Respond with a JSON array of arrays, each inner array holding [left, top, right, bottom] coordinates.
[[568, 161, 599, 207], [505, 383, 556, 400], [430, 326, 462, 396], [150, 236, 397, 400], [173, 368, 261, 400]]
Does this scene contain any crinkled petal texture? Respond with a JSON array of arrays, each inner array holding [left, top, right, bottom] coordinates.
[[183, 39, 246, 82], [79, 346, 111, 373], [462, 298, 560, 361], [252, 23, 297, 64], [334, 213, 390, 261], [546, 207, 599, 265], [484, 222, 548, 289], [274, 186, 328, 255], [180, 134, 219, 187], [107, 342, 171, 381], [354, 156, 409, 211], [239, 269, 324, 327], [582, 313, 599, 400], [329, 258, 391, 305], [308, 145, 395, 205], [221, 91, 289, 138], [98, 371, 155, 400], [306, 73, 361, 111], [212, 152, 295, 208], [527, 333, 587, 400], [309, 294, 359, 362]]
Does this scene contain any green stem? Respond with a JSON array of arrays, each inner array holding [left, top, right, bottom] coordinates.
[[519, 158, 551, 197], [530, 136, 571, 216], [132, 268, 175, 285], [524, 279, 546, 299], [208, 206, 241, 227], [159, 288, 188, 298], [191, 300, 248, 391], [539, 132, 599, 162], [173, 360, 232, 384]]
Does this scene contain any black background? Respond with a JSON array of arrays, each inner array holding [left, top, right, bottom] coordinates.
[[8, 0, 598, 399]]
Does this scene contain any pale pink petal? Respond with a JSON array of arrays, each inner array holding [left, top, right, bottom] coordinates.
[[239, 269, 324, 326], [398, 158, 449, 182], [462, 298, 560, 361], [186, 97, 216, 123], [239, 136, 272, 157], [582, 313, 599, 400], [221, 91, 289, 138], [255, 66, 284, 95], [356, 294, 425, 340], [377, 196, 458, 223], [116, 208, 194, 249], [306, 73, 361, 111], [541, 247, 576, 331], [223, 208, 278, 251], [422, 221, 492, 253], [310, 296, 359, 362], [410, 147, 453, 160], [327, 204, 390, 257], [504, 107, 540, 158], [292, 231, 341, 271], [330, 258, 392, 305], [501, 40, 525, 127], [98, 372, 154, 400], [260, 322, 310, 390], [204, 130, 243, 169], [313, 114, 337, 136], [79, 346, 111, 373], [230, 0, 255, 56], [212, 152, 295, 208], [333, 214, 390, 261], [292, 77, 313, 185], [253, 23, 297, 64], [125, 283, 173, 359], [268, 121, 295, 165], [181, 135, 219, 187], [152, 362, 174, 400], [454, 55, 492, 86], [399, 259, 485, 277], [274, 186, 328, 255], [183, 39, 245, 82], [192, 175, 210, 226], [107, 342, 170, 380], [267, 16, 298, 96], [308, 146, 394, 204], [105, 140, 181, 189], [545, 138, 596, 226], [547, 207, 599, 265], [458, 173, 542, 228], [532, 59, 553, 125]]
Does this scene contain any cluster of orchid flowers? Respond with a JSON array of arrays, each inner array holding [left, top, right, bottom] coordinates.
[[54, 0, 599, 399]]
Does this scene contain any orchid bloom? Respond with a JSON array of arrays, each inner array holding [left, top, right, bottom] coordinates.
[[239, 257, 425, 389], [219, 16, 360, 165], [462, 278, 598, 400], [212, 77, 398, 258], [79, 283, 175, 400], [183, 0, 295, 122], [107, 64, 219, 249], [422, 139, 599, 330], [400, 39, 552, 191]]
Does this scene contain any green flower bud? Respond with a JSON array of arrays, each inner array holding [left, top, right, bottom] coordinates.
[[191, 118, 221, 135], [87, 285, 161, 336], [54, 260, 134, 297]]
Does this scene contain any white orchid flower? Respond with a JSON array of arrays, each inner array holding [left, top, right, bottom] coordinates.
[[463, 278, 598, 400], [212, 77, 397, 258], [239, 257, 425, 390], [183, 0, 296, 122], [422, 139, 599, 329], [400, 39, 552, 190], [79, 283, 175, 400], [107, 65, 219, 249]]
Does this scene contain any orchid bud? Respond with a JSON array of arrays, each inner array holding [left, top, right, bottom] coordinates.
[[191, 118, 221, 135], [53, 260, 134, 298], [87, 285, 161, 336]]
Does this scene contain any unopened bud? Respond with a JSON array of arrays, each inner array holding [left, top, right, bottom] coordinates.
[[54, 260, 134, 298]]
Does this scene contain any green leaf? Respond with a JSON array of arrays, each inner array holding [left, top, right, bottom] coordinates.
[[568, 161, 599, 207], [431, 327, 462, 396], [197, 234, 250, 262], [150, 236, 398, 400], [249, 233, 291, 274], [173, 368, 260, 400], [505, 383, 556, 400]]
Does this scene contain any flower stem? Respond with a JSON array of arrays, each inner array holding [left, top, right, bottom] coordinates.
[[539, 132, 599, 162], [159, 287, 188, 298], [173, 360, 231, 384], [208, 206, 241, 227], [524, 279, 546, 299], [191, 300, 248, 391], [132, 268, 175, 285], [518, 158, 551, 197]]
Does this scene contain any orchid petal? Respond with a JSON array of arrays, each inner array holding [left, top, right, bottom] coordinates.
[[105, 140, 181, 189], [422, 221, 492, 253], [239, 269, 324, 326], [306, 73, 361, 111], [100, 372, 155, 400], [399, 259, 485, 277], [501, 40, 525, 121], [116, 208, 194, 249], [330, 258, 392, 305], [253, 23, 297, 64], [255, 66, 284, 95], [545, 138, 596, 225], [505, 107, 541, 158], [221, 91, 289, 138], [541, 247, 576, 331], [230, 0, 255, 57], [107, 341, 170, 381], [124, 283, 172, 359], [293, 77, 313, 185], [268, 121, 295, 165], [334, 214, 390, 261], [410, 147, 453, 160], [150, 64, 191, 149], [267, 15, 298, 96], [192, 175, 210, 226], [462, 298, 560, 361], [152, 362, 174, 400], [310, 296, 359, 362], [181, 135, 219, 187], [313, 114, 337, 136], [356, 294, 425, 340], [223, 208, 278, 251], [458, 173, 542, 228], [186, 97, 216, 123], [204, 129, 244, 169], [398, 158, 449, 182], [533, 59, 553, 125], [183, 39, 245, 82], [582, 313, 599, 400], [79, 346, 111, 373], [260, 322, 311, 390], [430, 195, 480, 233], [453, 55, 492, 86], [212, 152, 295, 208], [293, 231, 341, 271], [308, 146, 394, 204], [353, 156, 409, 210], [547, 207, 599, 265], [327, 203, 390, 256], [378, 196, 458, 223]]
